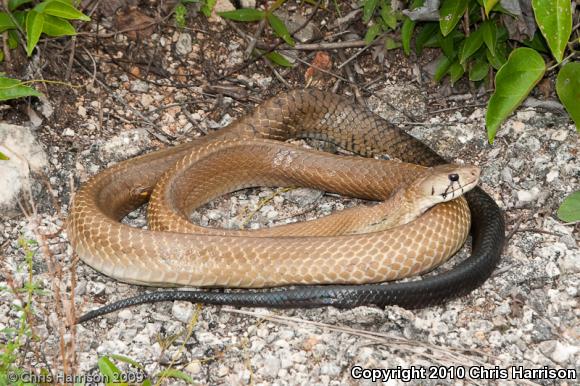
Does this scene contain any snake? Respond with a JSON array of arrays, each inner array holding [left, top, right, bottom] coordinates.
[[70, 89, 505, 323]]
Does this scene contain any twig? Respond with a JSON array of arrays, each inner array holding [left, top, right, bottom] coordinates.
[[74, 56, 173, 144], [337, 37, 382, 70], [245, 18, 267, 58], [215, 0, 323, 81], [263, 57, 292, 89], [428, 103, 487, 114], [65, 36, 76, 82], [337, 50, 362, 104], [257, 39, 370, 51]]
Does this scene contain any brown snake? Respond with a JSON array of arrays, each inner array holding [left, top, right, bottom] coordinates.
[[70, 90, 505, 322]]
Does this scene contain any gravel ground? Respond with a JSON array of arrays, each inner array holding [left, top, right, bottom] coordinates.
[[1, 5, 579, 386]]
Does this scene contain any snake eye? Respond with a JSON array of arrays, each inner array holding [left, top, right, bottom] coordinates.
[[448, 173, 459, 182]]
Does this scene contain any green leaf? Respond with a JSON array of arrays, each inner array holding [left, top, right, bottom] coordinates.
[[483, 0, 500, 16], [522, 32, 549, 53], [434, 55, 452, 82], [481, 20, 497, 57], [35, 1, 91, 21], [8, 30, 18, 49], [556, 62, 580, 132], [469, 59, 489, 81], [380, 3, 397, 30], [439, 0, 467, 37], [265, 51, 292, 67], [267, 13, 294, 46], [0, 12, 17, 33], [459, 28, 483, 64], [448, 61, 465, 84], [486, 48, 546, 143], [97, 356, 128, 386], [401, 18, 415, 56], [0, 151, 9, 160], [363, 0, 379, 24], [415, 22, 439, 55], [557, 191, 580, 222], [157, 369, 194, 384], [108, 354, 144, 370], [201, 0, 216, 17], [486, 42, 506, 70], [26, 10, 44, 56], [13, 10, 26, 27], [439, 33, 457, 59], [42, 14, 76, 36], [174, 3, 187, 28], [364, 23, 382, 44], [384, 36, 400, 50], [218, 9, 265, 22], [531, 0, 572, 63], [9, 0, 33, 11]]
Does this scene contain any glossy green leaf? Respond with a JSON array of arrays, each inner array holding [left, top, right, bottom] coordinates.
[[439, 33, 457, 59], [8, 30, 18, 49], [26, 10, 44, 56], [449, 61, 464, 84], [522, 32, 549, 53], [218, 9, 264, 22], [401, 18, 415, 56], [486, 42, 507, 70], [97, 356, 128, 386], [483, 0, 500, 16], [384, 36, 400, 50], [481, 20, 497, 57], [556, 62, 580, 132], [0, 12, 16, 33], [469, 59, 489, 81], [459, 28, 483, 64], [42, 15, 75, 36], [157, 369, 194, 384], [0, 151, 9, 160], [486, 48, 545, 143], [35, 1, 90, 21], [262, 50, 292, 67], [9, 0, 33, 11], [363, 0, 379, 23], [557, 191, 580, 222], [440, 0, 467, 36], [531, 0, 572, 63], [416, 22, 439, 54], [13, 10, 26, 27], [380, 3, 397, 30], [201, 0, 216, 17], [434, 55, 452, 82], [267, 13, 294, 46], [364, 23, 382, 44]]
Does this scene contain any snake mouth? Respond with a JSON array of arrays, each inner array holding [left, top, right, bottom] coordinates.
[[442, 178, 479, 200]]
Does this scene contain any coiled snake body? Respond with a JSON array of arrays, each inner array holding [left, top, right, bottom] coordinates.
[[70, 90, 505, 322]]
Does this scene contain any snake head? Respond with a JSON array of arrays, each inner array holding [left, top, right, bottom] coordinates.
[[409, 164, 481, 212]]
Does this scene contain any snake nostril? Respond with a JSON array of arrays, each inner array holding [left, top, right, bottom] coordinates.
[[449, 173, 459, 182]]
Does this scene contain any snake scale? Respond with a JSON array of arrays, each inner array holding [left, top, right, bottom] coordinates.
[[70, 89, 505, 323]]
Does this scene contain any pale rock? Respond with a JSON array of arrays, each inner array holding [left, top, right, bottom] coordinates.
[[171, 301, 194, 323], [176, 32, 193, 56], [0, 123, 48, 215], [516, 187, 540, 203]]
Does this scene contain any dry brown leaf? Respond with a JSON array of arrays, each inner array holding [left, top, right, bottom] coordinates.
[[114, 6, 156, 40], [304, 51, 332, 86]]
